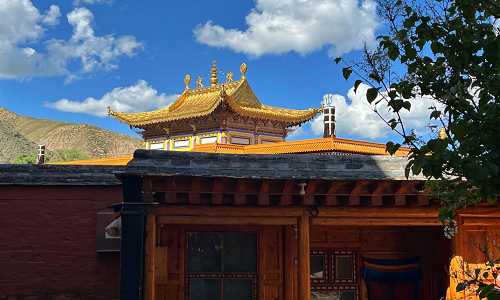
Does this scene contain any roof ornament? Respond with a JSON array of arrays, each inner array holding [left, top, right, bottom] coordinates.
[[226, 71, 233, 83], [240, 63, 247, 79], [210, 60, 219, 86], [196, 76, 203, 88], [184, 74, 191, 90], [323, 94, 334, 107]]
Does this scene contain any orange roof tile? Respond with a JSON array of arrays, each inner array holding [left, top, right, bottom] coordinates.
[[48, 156, 133, 165], [191, 137, 410, 156], [49, 137, 409, 165]]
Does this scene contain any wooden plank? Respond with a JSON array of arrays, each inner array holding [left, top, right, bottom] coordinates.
[[280, 180, 293, 205], [144, 214, 156, 300], [312, 217, 441, 226], [189, 177, 201, 204], [325, 194, 338, 206], [157, 215, 297, 225], [234, 179, 246, 205], [349, 181, 363, 206], [211, 178, 223, 204], [297, 214, 310, 300], [149, 205, 443, 218], [283, 225, 294, 300], [258, 180, 270, 205]]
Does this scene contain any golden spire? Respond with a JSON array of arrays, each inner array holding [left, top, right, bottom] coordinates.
[[226, 71, 233, 83], [184, 74, 191, 90], [210, 60, 219, 86], [240, 62, 247, 79], [438, 127, 447, 139], [196, 76, 203, 88]]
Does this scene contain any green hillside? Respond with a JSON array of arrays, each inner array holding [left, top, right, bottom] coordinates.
[[0, 106, 143, 163]]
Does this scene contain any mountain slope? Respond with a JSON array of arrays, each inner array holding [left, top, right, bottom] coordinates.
[[0, 106, 143, 163]]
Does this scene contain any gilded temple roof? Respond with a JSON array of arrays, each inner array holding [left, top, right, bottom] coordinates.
[[107, 62, 322, 127], [49, 137, 410, 165]]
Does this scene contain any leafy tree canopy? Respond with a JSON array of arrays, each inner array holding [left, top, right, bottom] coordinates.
[[338, 0, 500, 297], [11, 153, 38, 164]]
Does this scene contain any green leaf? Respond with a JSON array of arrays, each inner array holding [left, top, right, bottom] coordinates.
[[342, 67, 352, 80], [430, 42, 441, 55], [402, 101, 411, 111], [430, 111, 441, 120], [334, 57, 342, 64], [386, 141, 401, 155], [366, 88, 379, 103], [456, 282, 466, 292], [354, 80, 362, 94]]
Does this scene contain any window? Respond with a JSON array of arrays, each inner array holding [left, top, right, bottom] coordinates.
[[311, 249, 359, 300], [199, 135, 218, 144], [186, 232, 258, 300], [230, 136, 251, 145], [149, 141, 164, 150], [173, 138, 190, 148]]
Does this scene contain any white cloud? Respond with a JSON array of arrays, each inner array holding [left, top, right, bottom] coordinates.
[[0, 1, 143, 82], [41, 5, 61, 26], [193, 0, 379, 57], [310, 83, 439, 140], [73, 0, 112, 6], [44, 80, 179, 117]]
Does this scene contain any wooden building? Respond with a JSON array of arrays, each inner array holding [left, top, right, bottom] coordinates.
[[110, 150, 498, 300], [108, 61, 321, 150]]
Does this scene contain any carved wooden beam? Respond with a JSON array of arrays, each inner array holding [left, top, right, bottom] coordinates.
[[280, 179, 293, 205], [234, 179, 246, 205], [325, 181, 339, 206], [370, 181, 385, 206], [258, 180, 270, 205], [211, 178, 223, 204], [165, 177, 176, 204], [349, 181, 363, 206], [189, 177, 201, 204], [303, 181, 316, 205]]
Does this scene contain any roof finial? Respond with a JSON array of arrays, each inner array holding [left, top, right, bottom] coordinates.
[[240, 63, 247, 79], [184, 74, 191, 90], [196, 76, 203, 88], [210, 60, 219, 86], [226, 71, 233, 83]]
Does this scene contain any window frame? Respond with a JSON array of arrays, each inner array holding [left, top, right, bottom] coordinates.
[[310, 248, 360, 300], [185, 231, 259, 300]]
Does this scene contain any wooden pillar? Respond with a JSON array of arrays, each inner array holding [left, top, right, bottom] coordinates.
[[297, 214, 310, 300], [144, 214, 156, 300], [120, 175, 145, 300]]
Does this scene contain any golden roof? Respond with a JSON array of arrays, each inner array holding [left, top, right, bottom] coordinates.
[[48, 156, 133, 165], [48, 137, 409, 165], [108, 63, 321, 127], [191, 137, 410, 156]]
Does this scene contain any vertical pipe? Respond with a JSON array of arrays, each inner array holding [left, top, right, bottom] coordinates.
[[297, 214, 310, 300]]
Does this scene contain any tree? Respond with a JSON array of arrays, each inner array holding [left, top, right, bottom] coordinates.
[[11, 153, 38, 164], [337, 0, 500, 297]]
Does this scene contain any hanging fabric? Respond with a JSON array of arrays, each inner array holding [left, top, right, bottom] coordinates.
[[362, 257, 423, 300]]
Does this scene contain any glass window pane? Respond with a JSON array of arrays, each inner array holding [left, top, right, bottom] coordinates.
[[187, 233, 222, 272], [223, 233, 257, 273], [310, 255, 324, 278], [336, 256, 353, 279], [191, 279, 221, 300], [223, 279, 252, 300], [311, 291, 355, 300]]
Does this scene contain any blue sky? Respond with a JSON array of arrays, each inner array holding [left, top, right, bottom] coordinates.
[[0, 0, 435, 144]]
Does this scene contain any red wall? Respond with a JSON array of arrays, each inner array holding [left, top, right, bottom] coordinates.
[[0, 185, 122, 300]]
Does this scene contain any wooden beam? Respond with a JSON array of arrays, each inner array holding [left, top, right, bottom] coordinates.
[[234, 179, 246, 205], [211, 178, 223, 204], [349, 181, 363, 206], [297, 214, 310, 300], [165, 177, 176, 204], [303, 181, 316, 205], [144, 214, 156, 300], [325, 181, 339, 205], [258, 180, 270, 205], [280, 180, 293, 205], [189, 177, 201, 204], [157, 215, 297, 225], [370, 181, 385, 206], [312, 217, 441, 226], [148, 205, 443, 218]]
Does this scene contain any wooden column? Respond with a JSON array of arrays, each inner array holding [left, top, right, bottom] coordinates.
[[144, 214, 156, 300], [297, 214, 310, 300]]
